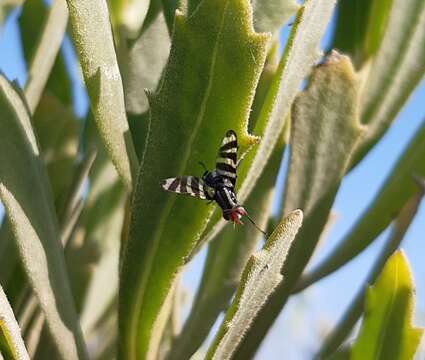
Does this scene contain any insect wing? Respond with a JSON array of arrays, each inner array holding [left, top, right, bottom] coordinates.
[[160, 176, 211, 200], [216, 130, 238, 187]]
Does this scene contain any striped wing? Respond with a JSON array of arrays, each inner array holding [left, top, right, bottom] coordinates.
[[160, 176, 212, 200], [216, 130, 238, 187]]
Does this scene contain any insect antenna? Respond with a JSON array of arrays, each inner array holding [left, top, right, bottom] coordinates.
[[244, 211, 268, 237]]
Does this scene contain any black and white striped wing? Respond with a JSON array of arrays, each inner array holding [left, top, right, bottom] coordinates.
[[216, 130, 238, 187], [160, 176, 212, 200]]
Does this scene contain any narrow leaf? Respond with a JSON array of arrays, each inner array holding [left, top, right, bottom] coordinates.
[[333, 0, 393, 67], [296, 120, 425, 292], [353, 0, 425, 164], [171, 127, 287, 360], [199, 0, 337, 251], [19, 0, 72, 105], [79, 145, 125, 337], [317, 189, 425, 358], [206, 210, 303, 360], [66, 0, 139, 190], [233, 51, 363, 358], [123, 11, 170, 116], [252, 0, 299, 35], [23, 0, 69, 113], [351, 251, 424, 360], [119, 1, 270, 358], [0, 74, 88, 360], [0, 285, 30, 360]]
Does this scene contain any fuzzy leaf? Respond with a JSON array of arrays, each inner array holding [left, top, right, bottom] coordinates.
[[19, 0, 72, 106], [206, 210, 303, 360], [317, 190, 425, 358], [0, 285, 30, 360], [198, 0, 337, 251], [79, 143, 125, 337], [233, 51, 364, 358], [22, 0, 69, 113], [351, 251, 424, 360], [252, 0, 299, 35], [353, 0, 425, 164], [33, 94, 79, 208], [333, 0, 393, 67], [296, 120, 425, 292], [66, 0, 139, 190], [171, 126, 287, 360], [123, 11, 170, 116], [0, 75, 87, 359], [119, 1, 270, 358]]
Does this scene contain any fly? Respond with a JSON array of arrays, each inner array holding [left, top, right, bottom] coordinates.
[[160, 130, 266, 235]]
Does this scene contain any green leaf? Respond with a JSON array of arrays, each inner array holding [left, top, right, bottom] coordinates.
[[22, 0, 69, 113], [233, 51, 364, 358], [333, 0, 393, 67], [296, 120, 425, 292], [78, 146, 125, 336], [351, 251, 424, 360], [252, 0, 299, 35], [123, 11, 170, 116], [317, 189, 425, 358], [198, 0, 337, 252], [205, 210, 303, 360], [19, 0, 72, 106], [0, 284, 30, 360], [170, 127, 287, 360], [119, 0, 270, 358], [352, 0, 425, 165], [33, 94, 80, 208], [0, 74, 88, 360], [66, 0, 139, 190]]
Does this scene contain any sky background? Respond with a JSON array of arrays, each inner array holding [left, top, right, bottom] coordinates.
[[0, 4, 424, 360]]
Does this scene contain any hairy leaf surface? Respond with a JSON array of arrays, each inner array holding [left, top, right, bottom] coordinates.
[[352, 251, 424, 360], [0, 75, 87, 360], [206, 210, 303, 360], [119, 1, 269, 358]]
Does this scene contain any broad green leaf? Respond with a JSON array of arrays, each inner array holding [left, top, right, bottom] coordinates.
[[22, 0, 69, 113], [0, 75, 88, 360], [317, 190, 425, 358], [119, 0, 270, 358], [252, 0, 299, 35], [0, 285, 30, 360], [19, 0, 72, 106], [198, 0, 337, 252], [352, 0, 425, 164], [66, 0, 139, 190], [333, 0, 393, 67], [351, 251, 424, 360], [233, 51, 364, 358], [123, 11, 170, 116], [171, 127, 287, 360], [296, 120, 425, 292], [205, 210, 303, 360]]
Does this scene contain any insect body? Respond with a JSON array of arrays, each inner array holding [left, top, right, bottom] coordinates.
[[160, 130, 266, 234]]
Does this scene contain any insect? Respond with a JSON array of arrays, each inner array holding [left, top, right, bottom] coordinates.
[[160, 130, 266, 235]]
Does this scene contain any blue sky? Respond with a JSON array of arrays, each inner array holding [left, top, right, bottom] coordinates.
[[1, 5, 424, 359]]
